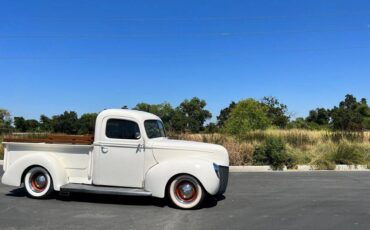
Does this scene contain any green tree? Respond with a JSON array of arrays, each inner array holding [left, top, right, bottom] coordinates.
[[359, 98, 370, 129], [170, 108, 188, 132], [223, 99, 271, 137], [217, 101, 236, 128], [306, 108, 330, 126], [134, 102, 175, 131], [330, 94, 370, 131], [287, 117, 320, 130], [51, 111, 79, 134], [14, 117, 40, 132], [204, 122, 218, 133], [40, 115, 52, 132], [78, 113, 98, 134], [0, 109, 12, 133], [261, 97, 290, 128], [14, 117, 27, 132], [26, 119, 40, 132], [133, 103, 152, 112], [177, 97, 212, 133]]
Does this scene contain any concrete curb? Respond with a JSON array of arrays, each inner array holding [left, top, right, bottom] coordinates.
[[230, 165, 370, 172], [0, 160, 3, 165], [230, 166, 279, 172]]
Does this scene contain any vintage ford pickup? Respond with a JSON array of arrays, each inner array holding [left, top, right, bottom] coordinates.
[[1, 109, 229, 209]]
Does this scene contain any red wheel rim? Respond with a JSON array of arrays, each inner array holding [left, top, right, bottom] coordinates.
[[30, 173, 48, 192], [175, 181, 197, 203]]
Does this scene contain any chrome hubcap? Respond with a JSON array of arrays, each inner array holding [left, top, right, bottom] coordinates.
[[34, 175, 47, 188], [175, 180, 197, 203], [179, 183, 194, 199]]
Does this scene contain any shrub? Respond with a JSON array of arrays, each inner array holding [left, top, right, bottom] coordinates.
[[287, 146, 312, 165], [313, 158, 336, 170], [331, 142, 367, 165], [312, 142, 368, 169], [310, 143, 337, 169], [253, 137, 296, 170]]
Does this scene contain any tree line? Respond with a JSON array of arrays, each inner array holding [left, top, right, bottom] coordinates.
[[0, 94, 369, 135], [0, 111, 98, 135]]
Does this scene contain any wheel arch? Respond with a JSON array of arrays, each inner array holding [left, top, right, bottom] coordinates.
[[1, 153, 67, 191], [164, 172, 207, 197], [21, 164, 53, 184]]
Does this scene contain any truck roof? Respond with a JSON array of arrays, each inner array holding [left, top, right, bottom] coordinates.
[[97, 109, 161, 122]]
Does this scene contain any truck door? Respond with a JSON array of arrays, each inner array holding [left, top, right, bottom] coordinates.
[[92, 117, 145, 188]]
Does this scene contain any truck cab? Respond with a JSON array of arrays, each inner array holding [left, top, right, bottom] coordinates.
[[2, 109, 229, 209]]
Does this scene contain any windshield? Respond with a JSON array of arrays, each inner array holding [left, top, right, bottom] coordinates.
[[144, 120, 166, 139]]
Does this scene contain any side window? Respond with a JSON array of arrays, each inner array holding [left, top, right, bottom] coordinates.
[[105, 119, 140, 140]]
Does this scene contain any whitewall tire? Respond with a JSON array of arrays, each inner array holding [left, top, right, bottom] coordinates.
[[24, 167, 54, 198], [168, 175, 205, 209]]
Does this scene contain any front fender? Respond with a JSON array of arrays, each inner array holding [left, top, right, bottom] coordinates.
[[1, 153, 67, 191], [144, 159, 220, 198]]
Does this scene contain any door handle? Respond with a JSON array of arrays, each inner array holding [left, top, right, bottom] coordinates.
[[101, 146, 109, 154]]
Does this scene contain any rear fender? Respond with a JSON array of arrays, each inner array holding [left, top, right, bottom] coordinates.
[[1, 153, 67, 191]]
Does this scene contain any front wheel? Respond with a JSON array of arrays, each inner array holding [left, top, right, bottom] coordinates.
[[168, 175, 205, 209], [24, 167, 54, 199]]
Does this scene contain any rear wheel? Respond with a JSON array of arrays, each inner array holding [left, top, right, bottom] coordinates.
[[168, 175, 205, 209], [24, 167, 54, 198]]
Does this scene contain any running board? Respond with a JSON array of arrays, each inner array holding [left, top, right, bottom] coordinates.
[[60, 184, 152, 196]]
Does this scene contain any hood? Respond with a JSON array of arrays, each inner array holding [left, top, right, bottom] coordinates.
[[149, 138, 229, 166]]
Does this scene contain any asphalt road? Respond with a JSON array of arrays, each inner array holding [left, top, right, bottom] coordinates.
[[1, 171, 370, 230]]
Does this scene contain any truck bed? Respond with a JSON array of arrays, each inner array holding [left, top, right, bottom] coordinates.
[[3, 134, 94, 145], [2, 139, 94, 185]]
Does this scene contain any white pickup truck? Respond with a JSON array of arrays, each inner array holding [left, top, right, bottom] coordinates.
[[1, 109, 229, 209]]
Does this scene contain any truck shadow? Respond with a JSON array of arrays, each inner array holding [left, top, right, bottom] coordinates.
[[7, 188, 225, 209]]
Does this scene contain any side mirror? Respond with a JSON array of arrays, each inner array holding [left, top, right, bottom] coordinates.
[[135, 132, 141, 139]]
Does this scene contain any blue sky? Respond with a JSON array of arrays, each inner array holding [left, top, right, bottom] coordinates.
[[1, 0, 370, 121]]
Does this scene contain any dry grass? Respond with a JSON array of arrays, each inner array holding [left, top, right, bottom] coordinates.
[[1, 131, 370, 166], [171, 130, 370, 166], [173, 133, 255, 165]]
